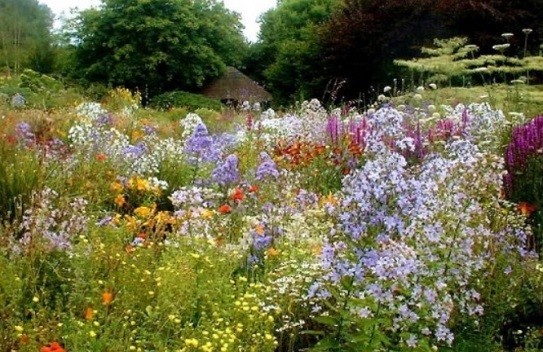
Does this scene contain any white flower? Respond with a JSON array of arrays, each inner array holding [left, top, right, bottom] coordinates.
[[429, 83, 437, 90], [383, 86, 391, 93], [501, 33, 514, 39], [522, 28, 533, 35], [492, 44, 510, 51]]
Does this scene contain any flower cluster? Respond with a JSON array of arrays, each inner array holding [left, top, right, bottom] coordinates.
[[12, 188, 89, 254], [309, 135, 531, 348]]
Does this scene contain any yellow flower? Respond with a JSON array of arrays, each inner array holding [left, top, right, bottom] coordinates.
[[136, 178, 149, 192], [200, 208, 214, 219], [319, 192, 337, 207], [114, 194, 126, 207], [111, 182, 123, 193], [184, 338, 199, 347], [134, 206, 152, 218]]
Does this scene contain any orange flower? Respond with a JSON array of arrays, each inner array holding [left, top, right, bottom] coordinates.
[[518, 202, 537, 217], [255, 224, 265, 235], [218, 204, 232, 214], [96, 153, 107, 161], [248, 185, 258, 193], [19, 335, 29, 344], [267, 247, 279, 257], [102, 291, 113, 305], [114, 194, 126, 207], [84, 306, 94, 320], [40, 341, 65, 352], [230, 187, 244, 202]]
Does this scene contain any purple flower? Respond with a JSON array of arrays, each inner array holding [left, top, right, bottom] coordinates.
[[256, 152, 279, 180], [211, 154, 239, 187]]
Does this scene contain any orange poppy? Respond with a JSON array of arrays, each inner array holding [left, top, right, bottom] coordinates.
[[84, 307, 94, 320], [96, 153, 107, 161], [102, 291, 113, 305], [218, 204, 232, 214], [40, 341, 65, 352], [230, 187, 244, 202], [248, 185, 258, 193], [518, 202, 537, 217]]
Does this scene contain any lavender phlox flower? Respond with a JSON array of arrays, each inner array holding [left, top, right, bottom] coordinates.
[[16, 121, 35, 145], [142, 124, 157, 136], [170, 186, 220, 209], [211, 154, 239, 187], [95, 113, 114, 127], [256, 152, 280, 180], [122, 141, 148, 158], [13, 188, 89, 254]]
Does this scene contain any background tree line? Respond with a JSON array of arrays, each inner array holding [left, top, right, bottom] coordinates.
[[1, 0, 541, 105]]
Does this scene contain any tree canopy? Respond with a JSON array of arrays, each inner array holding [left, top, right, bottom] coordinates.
[[69, 0, 247, 96], [321, 0, 543, 99], [248, 0, 342, 105], [0, 0, 54, 74]]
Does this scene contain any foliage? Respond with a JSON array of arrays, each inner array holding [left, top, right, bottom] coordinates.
[[321, 0, 543, 99], [150, 91, 224, 112], [0, 0, 55, 74], [254, 0, 342, 105], [68, 0, 247, 96]]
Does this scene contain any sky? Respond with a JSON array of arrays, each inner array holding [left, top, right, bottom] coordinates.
[[39, 0, 276, 42]]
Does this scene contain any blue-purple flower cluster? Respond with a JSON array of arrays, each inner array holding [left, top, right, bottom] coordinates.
[[308, 107, 532, 348]]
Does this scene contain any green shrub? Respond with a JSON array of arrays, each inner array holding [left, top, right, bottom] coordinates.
[[150, 91, 223, 111]]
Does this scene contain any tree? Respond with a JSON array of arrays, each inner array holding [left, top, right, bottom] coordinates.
[[69, 0, 247, 96], [0, 0, 54, 74], [254, 0, 342, 105], [322, 0, 543, 99]]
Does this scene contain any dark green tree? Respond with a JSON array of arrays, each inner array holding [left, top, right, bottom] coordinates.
[[69, 0, 247, 96], [0, 0, 54, 74], [254, 0, 342, 105], [322, 0, 543, 99]]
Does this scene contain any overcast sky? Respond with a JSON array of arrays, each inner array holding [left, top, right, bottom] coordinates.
[[39, 0, 276, 42]]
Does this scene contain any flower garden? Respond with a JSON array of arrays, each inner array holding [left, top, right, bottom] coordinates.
[[1, 85, 543, 352]]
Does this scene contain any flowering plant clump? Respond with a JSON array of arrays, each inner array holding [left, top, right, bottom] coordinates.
[[2, 90, 543, 352], [307, 134, 532, 350], [10, 188, 89, 255], [504, 115, 543, 251]]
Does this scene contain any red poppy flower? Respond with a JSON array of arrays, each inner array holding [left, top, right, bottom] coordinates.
[[230, 187, 244, 202], [218, 204, 232, 214]]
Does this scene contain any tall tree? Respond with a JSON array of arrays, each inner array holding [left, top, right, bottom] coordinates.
[[0, 0, 53, 74], [254, 0, 342, 105], [69, 0, 247, 96]]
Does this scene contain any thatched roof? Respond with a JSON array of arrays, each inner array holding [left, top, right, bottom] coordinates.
[[202, 67, 272, 102]]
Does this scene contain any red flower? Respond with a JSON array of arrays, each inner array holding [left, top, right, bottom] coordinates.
[[248, 185, 258, 193], [96, 153, 107, 161], [40, 341, 65, 352], [218, 204, 232, 214], [230, 187, 244, 202], [518, 202, 537, 217]]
